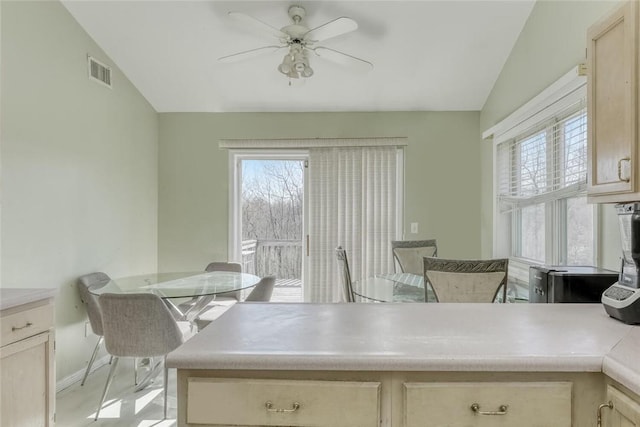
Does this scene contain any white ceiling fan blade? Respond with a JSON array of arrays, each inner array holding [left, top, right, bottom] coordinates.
[[228, 11, 289, 41], [218, 45, 286, 63], [313, 46, 373, 71], [304, 17, 358, 42]]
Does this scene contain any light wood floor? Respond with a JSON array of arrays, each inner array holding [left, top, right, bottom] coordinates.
[[270, 284, 302, 302], [56, 358, 178, 426]]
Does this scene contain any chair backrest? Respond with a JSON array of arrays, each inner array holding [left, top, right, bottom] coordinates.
[[335, 246, 355, 303], [204, 262, 242, 273], [391, 240, 438, 275], [98, 293, 184, 358], [244, 276, 276, 302], [77, 272, 111, 336], [205, 261, 242, 300], [423, 257, 508, 303]]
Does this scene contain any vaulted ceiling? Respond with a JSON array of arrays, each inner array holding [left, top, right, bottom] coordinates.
[[61, 1, 535, 113]]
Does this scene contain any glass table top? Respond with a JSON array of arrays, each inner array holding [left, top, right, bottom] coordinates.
[[352, 273, 428, 303], [352, 273, 528, 303], [89, 271, 261, 299]]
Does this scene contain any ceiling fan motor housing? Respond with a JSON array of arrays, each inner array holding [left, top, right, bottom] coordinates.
[[282, 6, 309, 42], [288, 5, 306, 23]]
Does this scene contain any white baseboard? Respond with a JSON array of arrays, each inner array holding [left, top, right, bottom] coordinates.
[[56, 354, 111, 393]]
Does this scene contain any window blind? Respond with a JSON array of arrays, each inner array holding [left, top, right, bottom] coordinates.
[[496, 96, 587, 213], [307, 146, 399, 302]]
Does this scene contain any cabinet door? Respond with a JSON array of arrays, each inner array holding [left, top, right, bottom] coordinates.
[[404, 381, 572, 427], [187, 378, 381, 426], [0, 331, 55, 427], [607, 385, 640, 427], [587, 1, 638, 197]]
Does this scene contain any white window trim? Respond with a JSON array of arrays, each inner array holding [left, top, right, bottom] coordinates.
[[484, 64, 601, 278], [227, 150, 309, 264], [483, 64, 586, 141]]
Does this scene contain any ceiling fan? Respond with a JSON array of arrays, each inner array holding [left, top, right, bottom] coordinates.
[[218, 5, 373, 81]]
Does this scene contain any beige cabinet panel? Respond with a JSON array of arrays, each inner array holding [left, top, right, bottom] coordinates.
[[0, 331, 55, 427], [1, 302, 54, 344], [606, 385, 640, 427], [404, 381, 572, 427], [187, 377, 381, 426], [0, 298, 55, 427], [587, 1, 639, 201]]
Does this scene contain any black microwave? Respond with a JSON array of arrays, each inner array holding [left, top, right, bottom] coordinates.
[[529, 266, 618, 303]]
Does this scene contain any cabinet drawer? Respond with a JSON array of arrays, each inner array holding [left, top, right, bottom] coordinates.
[[404, 381, 572, 427], [1, 303, 54, 346], [187, 378, 381, 426]]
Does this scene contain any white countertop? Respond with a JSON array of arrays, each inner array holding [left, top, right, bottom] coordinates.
[[0, 288, 57, 311], [604, 326, 640, 396], [167, 303, 634, 374]]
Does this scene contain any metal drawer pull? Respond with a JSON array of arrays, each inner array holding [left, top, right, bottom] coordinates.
[[597, 401, 613, 427], [265, 401, 301, 413], [618, 157, 631, 182], [12, 322, 33, 331], [470, 403, 508, 415]]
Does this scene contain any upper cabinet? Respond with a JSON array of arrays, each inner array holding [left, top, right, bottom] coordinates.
[[587, 1, 639, 203]]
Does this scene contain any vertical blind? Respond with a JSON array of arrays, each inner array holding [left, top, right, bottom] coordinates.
[[308, 146, 398, 302], [496, 97, 587, 213]]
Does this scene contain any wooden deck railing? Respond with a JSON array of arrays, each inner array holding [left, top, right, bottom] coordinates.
[[241, 239, 303, 279]]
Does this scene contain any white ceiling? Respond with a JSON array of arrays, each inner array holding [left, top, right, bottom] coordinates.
[[61, 1, 535, 113]]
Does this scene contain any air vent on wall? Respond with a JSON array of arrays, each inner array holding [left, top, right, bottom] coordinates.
[[88, 56, 112, 88]]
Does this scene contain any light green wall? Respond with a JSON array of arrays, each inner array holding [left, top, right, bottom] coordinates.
[[158, 112, 482, 271], [7, 0, 618, 387], [479, 0, 622, 269], [1, 1, 159, 382]]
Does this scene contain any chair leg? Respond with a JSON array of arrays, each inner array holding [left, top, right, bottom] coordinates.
[[163, 356, 168, 419], [95, 357, 119, 421], [81, 336, 103, 386]]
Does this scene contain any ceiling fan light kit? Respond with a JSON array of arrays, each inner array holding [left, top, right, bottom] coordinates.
[[278, 45, 313, 79], [220, 5, 372, 83]]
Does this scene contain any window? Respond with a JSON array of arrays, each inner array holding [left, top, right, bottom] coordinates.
[[495, 95, 595, 266]]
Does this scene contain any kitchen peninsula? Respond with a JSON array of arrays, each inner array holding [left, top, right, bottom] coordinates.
[[167, 303, 640, 426]]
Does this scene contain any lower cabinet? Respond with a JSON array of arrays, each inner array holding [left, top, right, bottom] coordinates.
[[604, 385, 640, 427], [0, 298, 55, 426], [404, 381, 572, 427], [176, 371, 605, 427], [186, 378, 381, 426]]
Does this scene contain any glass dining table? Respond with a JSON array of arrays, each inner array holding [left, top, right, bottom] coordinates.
[[89, 270, 261, 322], [89, 270, 261, 391], [351, 273, 431, 303], [352, 273, 527, 303]]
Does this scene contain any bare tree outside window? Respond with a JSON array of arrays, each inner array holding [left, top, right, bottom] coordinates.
[[567, 196, 594, 265], [504, 106, 594, 266], [241, 160, 304, 279]]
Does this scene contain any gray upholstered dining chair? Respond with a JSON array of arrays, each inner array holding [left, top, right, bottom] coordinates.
[[195, 276, 276, 330], [76, 272, 111, 386], [423, 257, 509, 303], [391, 239, 438, 275], [95, 293, 189, 420], [177, 261, 243, 319], [204, 261, 243, 302], [244, 275, 276, 302], [336, 246, 356, 303]]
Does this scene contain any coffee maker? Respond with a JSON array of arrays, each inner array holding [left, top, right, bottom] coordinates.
[[602, 203, 640, 324]]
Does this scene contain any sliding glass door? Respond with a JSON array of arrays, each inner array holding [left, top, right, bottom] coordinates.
[[229, 143, 404, 303], [229, 151, 308, 302]]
